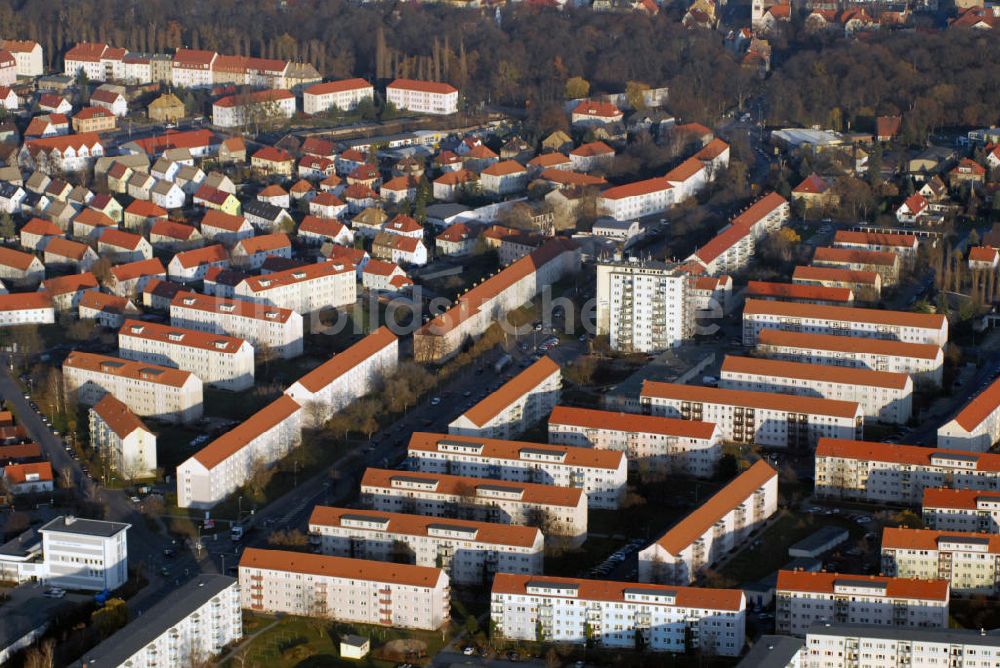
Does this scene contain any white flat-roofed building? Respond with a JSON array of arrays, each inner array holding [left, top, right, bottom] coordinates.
[[775, 571, 949, 637], [170, 291, 303, 360], [40, 515, 130, 592], [303, 78, 374, 114], [448, 356, 561, 441], [938, 377, 1000, 452], [814, 438, 1000, 505], [547, 405, 722, 478], [234, 259, 356, 315], [803, 624, 1000, 668], [406, 431, 626, 510], [0, 293, 55, 326], [595, 260, 690, 352], [77, 574, 242, 668], [490, 573, 746, 656], [742, 299, 948, 347], [881, 527, 1000, 596], [88, 393, 157, 479], [638, 460, 777, 585], [360, 468, 588, 547], [386, 78, 458, 115], [308, 506, 544, 586], [177, 395, 301, 508], [239, 547, 450, 630], [118, 319, 254, 391], [284, 327, 398, 425], [922, 488, 1000, 533], [63, 351, 203, 424], [756, 329, 944, 388], [639, 381, 863, 449], [719, 355, 912, 425]]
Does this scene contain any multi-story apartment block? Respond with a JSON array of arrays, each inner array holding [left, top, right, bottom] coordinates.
[[812, 247, 900, 287], [360, 468, 588, 547], [490, 573, 746, 656], [815, 438, 1000, 505], [638, 460, 777, 584], [833, 230, 919, 265], [775, 571, 950, 637], [802, 623, 1000, 668], [284, 326, 398, 425], [303, 78, 374, 114], [78, 575, 242, 668], [742, 299, 948, 347], [308, 506, 543, 586], [386, 78, 458, 115], [239, 548, 450, 630], [118, 319, 255, 391], [938, 377, 1000, 452], [172, 48, 218, 88], [746, 280, 855, 306], [448, 356, 561, 440], [40, 515, 130, 591], [0, 246, 45, 284], [63, 351, 203, 424], [756, 329, 944, 387], [0, 293, 55, 326], [547, 405, 722, 477], [170, 291, 303, 360], [922, 487, 1000, 533], [212, 89, 296, 128], [234, 259, 356, 315], [597, 177, 675, 222], [719, 355, 912, 425], [406, 431, 626, 510], [793, 265, 883, 302], [595, 261, 690, 352], [639, 381, 863, 449], [881, 527, 1000, 595], [177, 395, 301, 508], [88, 393, 157, 479], [0, 39, 43, 77]]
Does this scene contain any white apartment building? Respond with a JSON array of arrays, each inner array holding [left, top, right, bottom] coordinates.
[[448, 356, 561, 440], [239, 547, 450, 630], [0, 293, 55, 326], [922, 488, 1000, 533], [234, 260, 356, 315], [881, 527, 1000, 596], [78, 575, 242, 668], [386, 78, 458, 115], [303, 78, 374, 114], [0, 39, 43, 77], [598, 177, 675, 222], [170, 291, 303, 360], [40, 516, 130, 591], [177, 395, 301, 509], [812, 247, 900, 287], [719, 355, 912, 425], [938, 377, 1000, 452], [63, 351, 203, 424], [89, 393, 157, 479], [406, 431, 627, 510], [308, 506, 544, 586], [490, 573, 746, 656], [360, 468, 588, 547], [756, 329, 944, 388], [547, 405, 723, 478], [742, 299, 949, 347], [212, 89, 296, 128], [814, 438, 1000, 505], [775, 571, 949, 637], [639, 381, 863, 449], [833, 230, 919, 264], [595, 261, 690, 353], [803, 624, 1000, 668], [118, 319, 255, 392], [284, 326, 398, 425], [171, 49, 218, 88], [168, 244, 230, 283], [638, 460, 778, 585]]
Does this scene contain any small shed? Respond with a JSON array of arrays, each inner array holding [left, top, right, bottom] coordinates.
[[340, 634, 370, 660]]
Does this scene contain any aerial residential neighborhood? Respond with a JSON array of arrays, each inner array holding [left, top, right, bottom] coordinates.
[[0, 0, 996, 666]]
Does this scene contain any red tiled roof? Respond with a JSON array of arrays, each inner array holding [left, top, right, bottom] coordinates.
[[240, 547, 445, 588], [291, 327, 396, 394], [721, 354, 909, 389], [306, 78, 372, 96], [793, 265, 880, 285], [462, 357, 559, 427], [252, 146, 293, 163], [813, 246, 898, 267], [549, 405, 718, 439], [110, 257, 166, 282], [4, 462, 53, 485], [387, 78, 457, 95], [743, 298, 946, 330], [91, 393, 150, 439], [776, 570, 948, 601], [757, 329, 941, 360], [746, 280, 853, 303], [124, 200, 168, 219], [172, 244, 228, 269], [571, 100, 622, 119], [793, 173, 830, 194], [193, 396, 300, 469], [361, 467, 583, 508], [642, 381, 860, 418], [41, 272, 98, 296], [200, 210, 247, 232]]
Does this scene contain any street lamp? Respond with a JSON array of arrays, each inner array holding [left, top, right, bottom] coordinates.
[[238, 495, 243, 521]]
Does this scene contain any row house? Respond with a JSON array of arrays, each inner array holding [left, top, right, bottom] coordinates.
[[922, 487, 1000, 533], [78, 291, 140, 328], [803, 624, 1000, 668], [449, 356, 561, 441], [746, 280, 854, 306], [63, 351, 203, 424], [177, 395, 301, 508], [170, 291, 303, 359], [118, 319, 255, 391], [0, 292, 55, 326], [719, 355, 912, 424], [937, 376, 1000, 452], [741, 299, 949, 347], [491, 574, 746, 655], [793, 265, 882, 302], [19, 133, 104, 174], [638, 460, 778, 585], [109, 257, 166, 297], [881, 527, 1000, 596], [814, 438, 1000, 505], [88, 393, 157, 478], [406, 431, 626, 510], [812, 247, 900, 287], [360, 468, 588, 547], [308, 506, 543, 586], [639, 381, 863, 449], [234, 259, 356, 315]]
